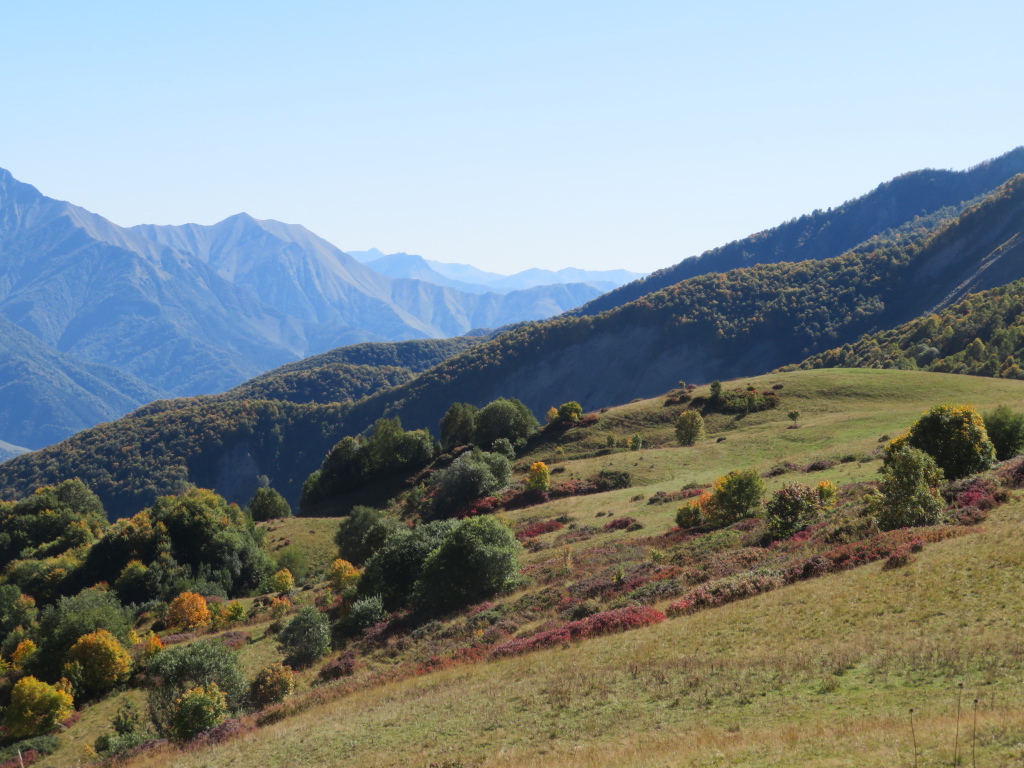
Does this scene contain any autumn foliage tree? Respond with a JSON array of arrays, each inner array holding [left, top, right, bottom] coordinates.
[[891, 403, 996, 480], [63, 628, 132, 699], [329, 558, 361, 596], [167, 592, 211, 629], [4, 676, 74, 739], [270, 569, 295, 593], [246, 663, 294, 709], [526, 461, 551, 492]]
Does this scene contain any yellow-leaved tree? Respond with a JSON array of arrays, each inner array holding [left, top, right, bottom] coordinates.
[[329, 559, 361, 596], [63, 629, 132, 698], [4, 676, 74, 738]]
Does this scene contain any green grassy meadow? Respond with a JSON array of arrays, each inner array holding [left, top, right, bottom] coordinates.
[[40, 369, 1024, 768]]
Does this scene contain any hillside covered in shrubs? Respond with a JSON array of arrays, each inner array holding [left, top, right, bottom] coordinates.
[[5, 369, 1024, 767]]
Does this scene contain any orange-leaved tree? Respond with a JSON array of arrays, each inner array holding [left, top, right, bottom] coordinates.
[[167, 591, 211, 629]]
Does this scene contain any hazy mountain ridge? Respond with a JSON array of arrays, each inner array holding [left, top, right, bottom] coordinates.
[[0, 171, 605, 447], [0, 312, 167, 449], [350, 248, 646, 293], [6, 152, 1024, 509]]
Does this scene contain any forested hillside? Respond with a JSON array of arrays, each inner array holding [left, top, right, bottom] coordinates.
[[575, 146, 1024, 316], [331, 173, 1024, 435], [0, 400, 350, 519], [6, 176, 1024, 515], [790, 277, 1024, 377]]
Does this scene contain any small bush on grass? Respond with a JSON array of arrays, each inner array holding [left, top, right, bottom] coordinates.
[[491, 605, 665, 658], [170, 683, 228, 742], [871, 446, 945, 531], [677, 469, 764, 529], [246, 663, 294, 708], [345, 595, 387, 634], [764, 481, 836, 540], [277, 607, 330, 668], [317, 652, 357, 683]]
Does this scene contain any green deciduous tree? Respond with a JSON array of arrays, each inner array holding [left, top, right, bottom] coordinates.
[[413, 516, 522, 611], [334, 506, 405, 566], [439, 402, 479, 451], [895, 403, 996, 480], [474, 398, 538, 450], [430, 449, 511, 519], [674, 411, 705, 446], [983, 405, 1024, 461], [872, 446, 945, 530], [247, 487, 291, 521], [276, 607, 330, 668], [358, 520, 458, 610]]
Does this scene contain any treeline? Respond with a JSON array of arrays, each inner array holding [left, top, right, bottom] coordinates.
[[0, 400, 350, 519], [218, 363, 414, 405], [248, 337, 484, 379], [790, 277, 1024, 378]]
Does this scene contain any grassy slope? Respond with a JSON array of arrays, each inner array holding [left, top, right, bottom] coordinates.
[[46, 369, 1024, 768]]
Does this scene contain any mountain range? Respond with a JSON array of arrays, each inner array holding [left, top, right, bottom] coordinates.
[[347, 248, 645, 294], [5, 147, 1024, 515], [0, 171, 604, 448]]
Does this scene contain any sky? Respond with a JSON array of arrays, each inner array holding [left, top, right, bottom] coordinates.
[[2, 1, 1023, 275]]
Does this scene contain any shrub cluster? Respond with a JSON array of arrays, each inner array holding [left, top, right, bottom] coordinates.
[[491, 605, 665, 658], [515, 519, 565, 541]]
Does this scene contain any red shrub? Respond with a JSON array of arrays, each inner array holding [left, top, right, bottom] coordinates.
[[515, 520, 565, 541], [219, 631, 251, 651], [491, 605, 665, 658], [603, 517, 638, 531], [317, 652, 358, 682]]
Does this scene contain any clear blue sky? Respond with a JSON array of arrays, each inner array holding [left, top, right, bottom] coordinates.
[[2, 1, 1022, 274]]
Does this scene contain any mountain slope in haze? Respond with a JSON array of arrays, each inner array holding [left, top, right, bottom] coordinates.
[[8, 174, 1024, 515], [574, 146, 1024, 316], [353, 248, 646, 293], [0, 314, 166, 448], [363, 252, 493, 293], [0, 440, 28, 463], [0, 171, 604, 447], [0, 336, 483, 513]]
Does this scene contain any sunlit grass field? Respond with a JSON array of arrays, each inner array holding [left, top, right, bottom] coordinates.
[[40, 369, 1024, 768]]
